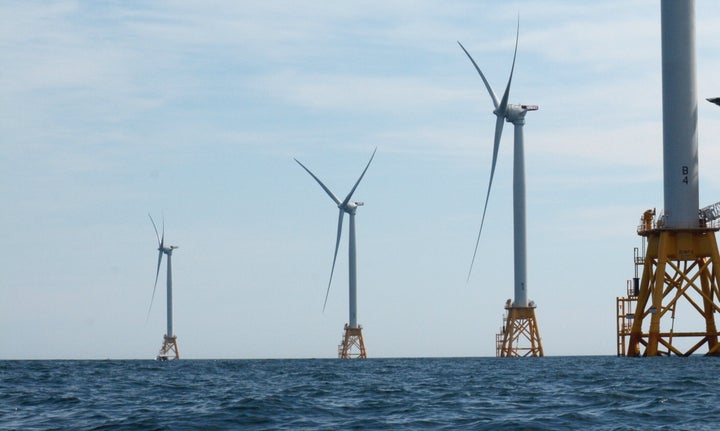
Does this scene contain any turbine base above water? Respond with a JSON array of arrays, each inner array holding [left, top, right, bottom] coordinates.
[[157, 335, 180, 361], [338, 324, 367, 359], [496, 304, 543, 357]]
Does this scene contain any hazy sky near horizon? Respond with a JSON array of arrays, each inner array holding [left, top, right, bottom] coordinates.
[[3, 1, 720, 359]]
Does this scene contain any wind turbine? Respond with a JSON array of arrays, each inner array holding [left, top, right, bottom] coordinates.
[[295, 148, 376, 359], [148, 214, 180, 360], [459, 22, 543, 357]]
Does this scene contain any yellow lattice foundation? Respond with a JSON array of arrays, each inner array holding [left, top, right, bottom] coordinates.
[[497, 305, 543, 357], [624, 228, 720, 356], [157, 335, 180, 361], [338, 324, 367, 359]]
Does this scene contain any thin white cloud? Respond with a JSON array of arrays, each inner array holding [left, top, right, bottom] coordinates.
[[252, 72, 468, 113]]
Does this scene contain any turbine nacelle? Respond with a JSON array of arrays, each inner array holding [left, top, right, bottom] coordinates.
[[341, 201, 364, 213], [160, 245, 179, 255], [504, 104, 539, 124]]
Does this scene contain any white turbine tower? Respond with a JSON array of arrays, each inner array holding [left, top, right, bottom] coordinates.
[[295, 148, 376, 359], [459, 22, 543, 357], [148, 214, 180, 360]]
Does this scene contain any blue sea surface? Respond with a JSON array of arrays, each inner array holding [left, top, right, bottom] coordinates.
[[2, 356, 720, 430]]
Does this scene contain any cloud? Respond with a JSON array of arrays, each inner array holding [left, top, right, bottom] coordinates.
[[253, 71, 468, 113]]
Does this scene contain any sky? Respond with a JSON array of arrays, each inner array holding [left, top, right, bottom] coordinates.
[[3, 0, 720, 359]]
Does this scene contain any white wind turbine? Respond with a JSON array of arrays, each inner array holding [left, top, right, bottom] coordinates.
[[459, 23, 537, 308], [295, 148, 376, 358], [148, 214, 180, 360], [459, 22, 544, 357]]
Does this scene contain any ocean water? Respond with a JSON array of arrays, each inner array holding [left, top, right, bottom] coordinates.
[[2, 356, 720, 430]]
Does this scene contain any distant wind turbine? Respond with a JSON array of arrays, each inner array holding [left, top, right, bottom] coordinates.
[[148, 214, 180, 360], [459, 20, 544, 357], [295, 148, 376, 358]]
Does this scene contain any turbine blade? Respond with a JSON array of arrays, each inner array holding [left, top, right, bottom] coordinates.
[[148, 214, 161, 245], [295, 158, 341, 205], [497, 22, 519, 114], [147, 249, 163, 322], [468, 114, 505, 282], [341, 147, 377, 207], [457, 41, 499, 109], [323, 209, 345, 312], [160, 215, 165, 250]]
